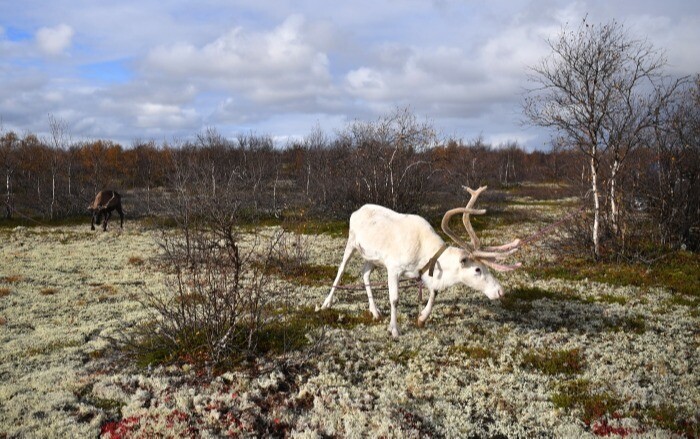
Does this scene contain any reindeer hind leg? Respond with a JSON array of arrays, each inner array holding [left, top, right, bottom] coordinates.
[[116, 205, 124, 229], [103, 210, 112, 231], [362, 262, 381, 319]]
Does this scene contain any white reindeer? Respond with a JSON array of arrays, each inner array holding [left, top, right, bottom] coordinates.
[[320, 186, 521, 338]]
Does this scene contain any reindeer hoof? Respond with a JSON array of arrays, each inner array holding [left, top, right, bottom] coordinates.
[[416, 319, 426, 328], [388, 325, 400, 338]]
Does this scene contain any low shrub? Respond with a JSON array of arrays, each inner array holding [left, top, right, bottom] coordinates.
[[522, 348, 584, 375], [551, 379, 623, 425], [1, 274, 23, 283], [530, 251, 700, 298], [127, 256, 145, 266]]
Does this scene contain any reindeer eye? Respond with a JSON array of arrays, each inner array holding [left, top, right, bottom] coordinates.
[[474, 267, 482, 274]]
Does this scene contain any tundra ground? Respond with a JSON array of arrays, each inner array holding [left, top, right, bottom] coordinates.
[[0, 202, 698, 438]]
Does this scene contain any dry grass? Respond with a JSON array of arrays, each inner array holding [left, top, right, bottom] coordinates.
[[128, 256, 145, 266], [39, 287, 59, 296], [1, 274, 23, 283], [90, 284, 117, 295], [0, 287, 11, 297]]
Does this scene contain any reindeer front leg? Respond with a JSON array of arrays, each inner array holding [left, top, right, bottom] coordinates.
[[91, 212, 96, 231], [387, 270, 400, 338], [417, 288, 437, 327], [321, 243, 355, 310]]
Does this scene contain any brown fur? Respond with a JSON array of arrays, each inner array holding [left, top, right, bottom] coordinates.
[[89, 190, 124, 231]]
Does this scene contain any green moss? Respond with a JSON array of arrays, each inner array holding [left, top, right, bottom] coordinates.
[[283, 219, 348, 238], [510, 286, 559, 301], [253, 307, 377, 356], [92, 398, 126, 412], [645, 404, 699, 437], [130, 306, 378, 369], [530, 252, 700, 298], [522, 348, 584, 375], [597, 294, 628, 305], [264, 261, 354, 286], [0, 215, 88, 229], [605, 315, 646, 334], [665, 294, 700, 308], [551, 379, 623, 424], [388, 348, 419, 366]]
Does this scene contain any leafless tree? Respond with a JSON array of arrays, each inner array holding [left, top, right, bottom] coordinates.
[[0, 127, 18, 219], [47, 114, 72, 219], [644, 76, 700, 250], [339, 106, 438, 213], [524, 18, 679, 258]]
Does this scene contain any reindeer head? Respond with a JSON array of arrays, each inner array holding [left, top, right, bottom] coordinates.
[[441, 185, 521, 299]]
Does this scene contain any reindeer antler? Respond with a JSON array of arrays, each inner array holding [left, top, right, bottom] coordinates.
[[441, 185, 522, 272]]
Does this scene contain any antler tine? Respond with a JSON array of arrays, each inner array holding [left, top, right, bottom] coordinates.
[[481, 259, 522, 272], [472, 245, 519, 260], [461, 185, 488, 249], [482, 239, 521, 252], [457, 185, 523, 272], [441, 207, 486, 252]]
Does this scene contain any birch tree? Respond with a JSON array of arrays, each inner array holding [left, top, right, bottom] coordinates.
[[47, 114, 71, 219], [0, 129, 18, 219], [524, 18, 675, 258]]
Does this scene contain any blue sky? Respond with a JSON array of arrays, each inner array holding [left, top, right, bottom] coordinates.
[[1, 0, 698, 149]]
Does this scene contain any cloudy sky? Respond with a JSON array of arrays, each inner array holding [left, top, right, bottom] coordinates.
[[1, 0, 698, 149]]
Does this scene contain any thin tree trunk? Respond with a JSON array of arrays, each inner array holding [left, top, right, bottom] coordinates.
[[590, 153, 600, 258], [67, 162, 72, 197], [51, 172, 56, 220], [5, 173, 11, 219], [610, 157, 620, 234], [211, 162, 216, 197]]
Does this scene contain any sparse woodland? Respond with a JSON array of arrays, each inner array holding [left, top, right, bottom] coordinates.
[[2, 93, 698, 256]]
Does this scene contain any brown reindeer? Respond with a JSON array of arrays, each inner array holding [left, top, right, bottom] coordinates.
[[89, 190, 124, 231]]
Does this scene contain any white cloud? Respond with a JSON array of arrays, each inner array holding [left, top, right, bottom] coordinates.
[[35, 24, 74, 56], [134, 102, 199, 129], [346, 67, 385, 95], [145, 15, 334, 106]]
